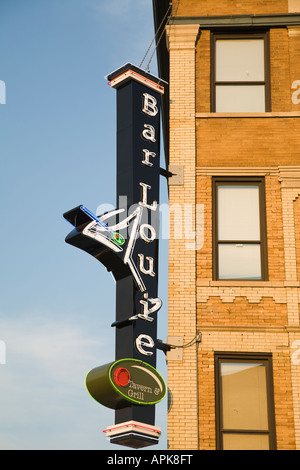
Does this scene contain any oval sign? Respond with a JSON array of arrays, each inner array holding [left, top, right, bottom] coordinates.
[[109, 359, 166, 406]]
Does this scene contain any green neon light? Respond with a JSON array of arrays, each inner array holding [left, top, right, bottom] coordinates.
[[112, 232, 125, 245]]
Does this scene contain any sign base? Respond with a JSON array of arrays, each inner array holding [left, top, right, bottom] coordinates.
[[104, 420, 161, 449]]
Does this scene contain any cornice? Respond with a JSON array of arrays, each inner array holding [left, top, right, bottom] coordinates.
[[171, 13, 300, 29]]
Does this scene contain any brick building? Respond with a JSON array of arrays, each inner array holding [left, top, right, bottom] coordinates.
[[153, 0, 300, 450]]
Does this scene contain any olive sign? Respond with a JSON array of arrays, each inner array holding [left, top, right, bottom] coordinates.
[[85, 358, 166, 409]]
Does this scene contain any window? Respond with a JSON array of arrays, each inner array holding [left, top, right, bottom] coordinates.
[[215, 353, 276, 450], [213, 177, 268, 280], [212, 33, 270, 112]]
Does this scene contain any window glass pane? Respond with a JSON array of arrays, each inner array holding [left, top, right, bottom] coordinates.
[[215, 85, 265, 112], [218, 244, 261, 279], [216, 39, 265, 82], [218, 185, 260, 240], [221, 363, 269, 430], [223, 433, 269, 450]]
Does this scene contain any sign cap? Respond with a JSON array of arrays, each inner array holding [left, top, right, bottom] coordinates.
[[105, 63, 167, 94]]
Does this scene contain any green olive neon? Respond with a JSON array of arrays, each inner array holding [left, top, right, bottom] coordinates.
[[112, 232, 125, 245]]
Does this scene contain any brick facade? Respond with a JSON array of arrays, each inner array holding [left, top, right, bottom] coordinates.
[[164, 0, 300, 450], [176, 0, 290, 17]]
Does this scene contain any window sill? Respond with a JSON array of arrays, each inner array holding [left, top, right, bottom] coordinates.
[[197, 280, 300, 287], [196, 111, 300, 118]]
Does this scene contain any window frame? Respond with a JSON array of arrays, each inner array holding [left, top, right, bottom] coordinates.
[[211, 31, 271, 112], [212, 176, 268, 281], [215, 352, 277, 450]]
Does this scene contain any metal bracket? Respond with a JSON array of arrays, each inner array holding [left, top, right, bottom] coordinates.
[[159, 167, 174, 178], [166, 336, 184, 361], [168, 165, 184, 186], [111, 317, 136, 328], [156, 339, 172, 355]]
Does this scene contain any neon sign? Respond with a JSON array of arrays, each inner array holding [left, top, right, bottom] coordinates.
[[85, 358, 167, 409], [63, 63, 167, 448]]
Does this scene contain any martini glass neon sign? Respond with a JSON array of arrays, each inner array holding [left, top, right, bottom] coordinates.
[[80, 205, 125, 246]]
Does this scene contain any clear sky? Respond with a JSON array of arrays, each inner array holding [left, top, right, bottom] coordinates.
[[0, 0, 169, 450]]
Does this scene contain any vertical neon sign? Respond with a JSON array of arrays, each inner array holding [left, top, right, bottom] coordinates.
[[63, 64, 167, 448]]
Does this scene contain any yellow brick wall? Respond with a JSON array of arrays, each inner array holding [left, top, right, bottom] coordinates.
[[271, 29, 291, 111], [196, 175, 286, 281], [196, 176, 212, 279], [166, 9, 300, 450], [195, 27, 300, 114], [176, 0, 289, 16], [196, 335, 297, 450], [167, 23, 199, 451], [196, 118, 300, 167], [289, 27, 300, 115], [266, 176, 286, 281], [295, 197, 300, 280], [197, 297, 288, 326], [194, 26, 300, 168], [195, 29, 210, 113]]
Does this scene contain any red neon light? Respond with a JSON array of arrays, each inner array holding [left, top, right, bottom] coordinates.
[[108, 70, 164, 91], [103, 422, 161, 434], [113, 367, 130, 387]]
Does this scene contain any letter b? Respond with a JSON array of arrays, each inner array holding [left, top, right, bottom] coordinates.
[[142, 93, 158, 117]]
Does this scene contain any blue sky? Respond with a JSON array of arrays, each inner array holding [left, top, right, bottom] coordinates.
[[0, 0, 169, 450]]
